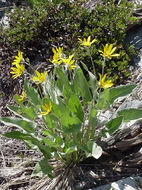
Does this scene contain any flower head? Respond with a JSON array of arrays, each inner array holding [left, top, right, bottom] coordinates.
[[78, 36, 97, 46], [62, 54, 77, 70], [32, 70, 47, 84], [40, 102, 52, 116], [99, 44, 120, 59], [99, 74, 113, 89], [18, 91, 26, 102], [10, 63, 24, 79], [50, 47, 63, 65], [12, 51, 23, 65]]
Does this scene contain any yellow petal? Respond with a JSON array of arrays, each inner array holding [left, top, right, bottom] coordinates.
[[87, 36, 91, 43], [104, 44, 108, 53], [111, 53, 120, 57], [103, 81, 113, 89], [108, 44, 113, 53], [102, 74, 107, 82], [110, 47, 116, 54], [91, 38, 97, 44]]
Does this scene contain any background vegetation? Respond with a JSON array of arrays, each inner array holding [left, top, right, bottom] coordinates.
[[0, 0, 139, 82]]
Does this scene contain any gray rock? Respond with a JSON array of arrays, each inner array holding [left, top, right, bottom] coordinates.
[[116, 100, 142, 111], [92, 176, 142, 190]]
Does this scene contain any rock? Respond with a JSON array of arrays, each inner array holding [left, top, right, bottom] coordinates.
[[116, 100, 142, 112], [92, 176, 142, 190]]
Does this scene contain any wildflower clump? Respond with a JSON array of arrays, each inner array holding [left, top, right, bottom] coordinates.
[[1, 40, 141, 183]]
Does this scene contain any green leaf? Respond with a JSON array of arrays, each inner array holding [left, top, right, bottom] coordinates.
[[24, 79, 42, 106], [59, 99, 82, 133], [88, 108, 97, 127], [106, 116, 123, 135], [97, 89, 110, 109], [88, 71, 97, 94], [73, 68, 92, 104], [87, 141, 102, 159], [44, 115, 53, 129], [56, 68, 72, 100], [3, 130, 51, 158], [52, 102, 60, 117], [0, 117, 36, 133], [21, 106, 37, 120], [3, 131, 31, 139], [44, 114, 59, 131], [68, 94, 84, 122], [32, 158, 53, 178], [44, 73, 57, 102], [65, 146, 77, 154], [109, 84, 136, 105], [118, 109, 142, 121], [55, 136, 64, 146], [42, 137, 60, 148], [97, 84, 136, 109], [8, 105, 37, 120]]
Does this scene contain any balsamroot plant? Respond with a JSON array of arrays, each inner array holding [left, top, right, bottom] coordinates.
[[0, 39, 142, 177]]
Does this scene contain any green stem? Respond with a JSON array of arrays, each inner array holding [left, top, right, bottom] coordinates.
[[86, 105, 93, 141], [24, 61, 35, 72], [87, 48, 96, 76], [101, 57, 105, 78], [98, 57, 106, 101], [37, 85, 43, 99]]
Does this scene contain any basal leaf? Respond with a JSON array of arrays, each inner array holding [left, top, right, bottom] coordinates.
[[32, 158, 53, 178], [109, 84, 136, 105], [106, 116, 123, 135], [0, 117, 36, 133], [87, 141, 102, 159], [24, 78, 42, 106], [97, 84, 136, 110], [73, 68, 92, 105], [97, 89, 110, 109], [118, 108, 142, 121], [8, 105, 37, 120], [68, 94, 84, 122]]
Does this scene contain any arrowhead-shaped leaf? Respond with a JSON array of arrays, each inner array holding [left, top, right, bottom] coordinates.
[[97, 84, 136, 109], [0, 117, 36, 133], [68, 94, 84, 122], [118, 108, 142, 121], [106, 116, 123, 135], [32, 158, 53, 178]]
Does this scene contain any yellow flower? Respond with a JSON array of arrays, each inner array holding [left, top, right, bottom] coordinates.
[[12, 51, 23, 65], [50, 47, 63, 65], [32, 70, 47, 84], [99, 74, 113, 89], [78, 36, 97, 46], [99, 44, 120, 59], [62, 54, 77, 70], [40, 102, 52, 116], [18, 91, 26, 102], [10, 63, 24, 79]]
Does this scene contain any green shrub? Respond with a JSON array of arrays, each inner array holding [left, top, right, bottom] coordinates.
[[1, 0, 139, 82]]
